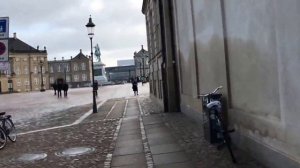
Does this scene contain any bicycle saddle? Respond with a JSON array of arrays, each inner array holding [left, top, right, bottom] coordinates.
[[0, 112, 5, 116]]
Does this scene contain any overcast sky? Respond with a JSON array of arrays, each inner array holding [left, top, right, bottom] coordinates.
[[0, 0, 147, 67]]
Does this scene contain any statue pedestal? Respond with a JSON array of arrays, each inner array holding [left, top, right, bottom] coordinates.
[[94, 62, 107, 85]]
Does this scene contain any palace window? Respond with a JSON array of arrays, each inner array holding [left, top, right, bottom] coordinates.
[[74, 63, 78, 71], [24, 79, 29, 86], [82, 74, 87, 81], [50, 77, 54, 83], [66, 75, 71, 82], [34, 78, 39, 85], [24, 66, 29, 74], [74, 75, 79, 82], [17, 79, 21, 86], [50, 66, 53, 73], [15, 67, 20, 75], [34, 66, 38, 74], [81, 63, 86, 70], [58, 65, 61, 72]]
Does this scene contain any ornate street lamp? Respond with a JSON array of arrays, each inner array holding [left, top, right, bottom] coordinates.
[[39, 60, 45, 92], [86, 15, 97, 113]]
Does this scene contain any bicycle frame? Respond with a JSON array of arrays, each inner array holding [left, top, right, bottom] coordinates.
[[200, 86, 236, 163]]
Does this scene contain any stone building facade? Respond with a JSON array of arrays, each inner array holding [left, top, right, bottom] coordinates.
[[0, 33, 49, 93], [133, 45, 149, 81], [142, 0, 300, 167], [48, 49, 91, 88]]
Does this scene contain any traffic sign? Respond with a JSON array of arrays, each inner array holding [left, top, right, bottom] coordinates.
[[0, 62, 9, 70], [0, 39, 8, 61], [0, 17, 9, 39]]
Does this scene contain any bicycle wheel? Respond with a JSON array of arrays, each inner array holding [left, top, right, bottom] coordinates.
[[5, 118, 17, 142], [216, 115, 236, 163], [0, 127, 7, 149]]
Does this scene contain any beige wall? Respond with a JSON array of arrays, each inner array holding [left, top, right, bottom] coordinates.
[[1, 53, 49, 93], [224, 0, 300, 166], [170, 0, 300, 167]]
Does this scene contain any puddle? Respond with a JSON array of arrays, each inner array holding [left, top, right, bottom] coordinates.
[[17, 153, 47, 162], [55, 147, 95, 157]]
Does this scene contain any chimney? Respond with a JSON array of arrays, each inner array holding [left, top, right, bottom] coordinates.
[[13, 32, 17, 39], [37, 45, 39, 50], [80, 49, 82, 53], [54, 57, 56, 61], [62, 57, 64, 61], [71, 56, 73, 59], [141, 45, 143, 50]]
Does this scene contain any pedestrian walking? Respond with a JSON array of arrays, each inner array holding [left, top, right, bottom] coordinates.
[[57, 82, 62, 98], [93, 81, 98, 97], [132, 80, 138, 96], [52, 83, 57, 95], [63, 83, 69, 97]]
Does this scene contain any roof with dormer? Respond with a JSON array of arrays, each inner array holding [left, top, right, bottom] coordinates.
[[134, 47, 149, 58], [8, 37, 47, 54], [72, 49, 89, 60]]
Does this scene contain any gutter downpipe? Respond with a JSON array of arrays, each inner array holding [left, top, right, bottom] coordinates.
[[158, 0, 169, 112]]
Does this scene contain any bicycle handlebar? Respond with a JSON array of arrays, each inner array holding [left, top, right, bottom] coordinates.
[[198, 86, 223, 98]]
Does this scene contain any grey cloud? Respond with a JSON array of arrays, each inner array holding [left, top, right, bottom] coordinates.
[[0, 0, 147, 66]]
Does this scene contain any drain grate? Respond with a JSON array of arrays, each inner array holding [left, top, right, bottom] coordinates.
[[55, 147, 95, 157], [17, 153, 47, 162]]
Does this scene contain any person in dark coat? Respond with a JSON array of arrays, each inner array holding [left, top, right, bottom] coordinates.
[[57, 82, 62, 98], [52, 83, 57, 95], [93, 81, 98, 97], [63, 83, 69, 97], [132, 80, 138, 96]]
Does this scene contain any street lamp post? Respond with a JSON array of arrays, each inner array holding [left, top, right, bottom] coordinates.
[[64, 65, 67, 82], [39, 60, 45, 92], [86, 15, 97, 113]]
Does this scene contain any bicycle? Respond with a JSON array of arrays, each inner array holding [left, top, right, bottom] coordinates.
[[0, 112, 17, 150], [200, 86, 236, 163]]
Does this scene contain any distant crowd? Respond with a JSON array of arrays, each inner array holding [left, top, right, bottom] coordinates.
[[51, 83, 69, 98]]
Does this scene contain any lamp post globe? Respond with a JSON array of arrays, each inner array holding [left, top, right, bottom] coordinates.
[[86, 15, 97, 113]]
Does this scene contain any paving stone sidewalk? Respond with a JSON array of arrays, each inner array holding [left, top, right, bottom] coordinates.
[[139, 96, 266, 168], [0, 96, 266, 168]]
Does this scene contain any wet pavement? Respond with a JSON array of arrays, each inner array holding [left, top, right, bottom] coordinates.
[[0, 83, 265, 167]]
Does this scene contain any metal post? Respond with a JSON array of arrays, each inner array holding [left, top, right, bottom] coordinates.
[[40, 61, 45, 92], [90, 37, 97, 113]]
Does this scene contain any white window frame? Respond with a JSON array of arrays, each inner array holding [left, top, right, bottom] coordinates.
[[15, 67, 20, 75], [24, 66, 29, 74], [58, 65, 61, 72], [66, 65, 70, 72], [17, 79, 21, 86], [34, 66, 38, 74], [81, 63, 86, 70], [74, 74, 79, 82], [34, 78, 39, 85], [24, 79, 30, 86], [82, 74, 87, 81], [66, 75, 71, 82], [74, 63, 78, 71], [50, 77, 54, 83]]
